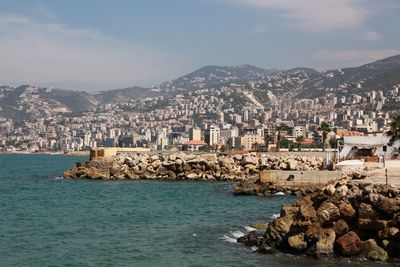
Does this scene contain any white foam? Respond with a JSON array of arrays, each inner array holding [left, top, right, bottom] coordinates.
[[270, 213, 280, 219], [192, 233, 197, 237], [251, 246, 258, 251], [221, 235, 237, 243], [243, 226, 257, 232], [54, 176, 63, 180], [274, 192, 285, 196], [230, 230, 245, 238]]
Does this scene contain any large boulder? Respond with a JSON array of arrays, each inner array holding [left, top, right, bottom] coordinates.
[[362, 239, 389, 262], [242, 155, 258, 166], [315, 228, 336, 258], [374, 195, 400, 216], [288, 233, 308, 253], [338, 202, 356, 222], [317, 202, 340, 225], [358, 203, 379, 219], [237, 231, 260, 246], [264, 216, 294, 247], [335, 231, 362, 256], [358, 219, 387, 231], [333, 219, 349, 236], [298, 204, 317, 221]]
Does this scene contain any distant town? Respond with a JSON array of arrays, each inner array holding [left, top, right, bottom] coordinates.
[[1, 80, 399, 154]]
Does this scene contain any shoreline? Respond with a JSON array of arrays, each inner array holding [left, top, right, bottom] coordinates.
[[0, 151, 90, 156]]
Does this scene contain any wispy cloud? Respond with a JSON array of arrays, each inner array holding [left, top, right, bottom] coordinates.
[[0, 14, 187, 90], [231, 0, 368, 31], [361, 31, 381, 41], [312, 49, 400, 68]]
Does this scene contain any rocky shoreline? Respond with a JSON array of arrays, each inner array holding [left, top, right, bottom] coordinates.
[[238, 176, 400, 262], [63, 152, 323, 181]]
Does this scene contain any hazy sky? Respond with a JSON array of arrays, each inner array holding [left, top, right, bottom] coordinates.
[[0, 0, 399, 90]]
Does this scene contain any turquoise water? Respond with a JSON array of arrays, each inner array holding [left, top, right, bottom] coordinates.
[[0, 154, 368, 267]]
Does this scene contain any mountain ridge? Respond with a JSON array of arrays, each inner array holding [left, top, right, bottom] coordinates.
[[1, 54, 400, 120]]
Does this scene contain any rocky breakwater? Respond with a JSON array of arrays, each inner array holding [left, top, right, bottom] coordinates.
[[238, 177, 400, 262], [63, 152, 323, 181]]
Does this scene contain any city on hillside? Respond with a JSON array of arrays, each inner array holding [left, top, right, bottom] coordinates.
[[1, 56, 400, 157]]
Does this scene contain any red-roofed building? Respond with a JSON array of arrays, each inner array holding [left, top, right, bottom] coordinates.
[[186, 140, 207, 151], [339, 131, 364, 137]]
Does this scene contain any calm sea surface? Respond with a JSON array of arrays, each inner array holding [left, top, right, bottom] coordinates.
[[0, 154, 371, 267]]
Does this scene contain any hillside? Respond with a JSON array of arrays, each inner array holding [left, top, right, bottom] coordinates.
[[160, 65, 277, 90], [1, 54, 400, 120]]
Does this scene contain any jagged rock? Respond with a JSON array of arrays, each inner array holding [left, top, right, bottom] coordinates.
[[324, 184, 336, 195], [385, 240, 400, 258], [338, 202, 356, 222], [315, 228, 336, 258], [298, 204, 317, 221], [264, 216, 294, 247], [257, 243, 277, 254], [377, 227, 399, 239], [335, 231, 362, 256], [288, 233, 308, 252], [334, 185, 349, 198], [358, 203, 379, 219], [280, 205, 299, 219], [279, 162, 288, 170], [236, 177, 400, 262], [243, 156, 258, 165], [317, 202, 340, 225], [287, 159, 298, 170], [186, 173, 199, 179], [362, 239, 389, 261], [251, 223, 269, 231], [333, 219, 349, 236], [375, 195, 400, 216], [237, 231, 260, 246], [358, 219, 387, 231]]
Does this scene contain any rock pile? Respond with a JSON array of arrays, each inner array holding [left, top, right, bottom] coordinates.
[[238, 177, 400, 262], [64, 152, 323, 181], [233, 180, 321, 196]]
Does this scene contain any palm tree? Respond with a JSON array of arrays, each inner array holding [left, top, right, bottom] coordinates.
[[318, 122, 332, 152], [264, 134, 273, 152], [387, 114, 400, 145], [275, 124, 287, 152], [296, 136, 305, 151]]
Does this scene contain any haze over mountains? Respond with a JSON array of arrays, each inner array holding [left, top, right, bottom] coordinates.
[[1, 54, 400, 121]]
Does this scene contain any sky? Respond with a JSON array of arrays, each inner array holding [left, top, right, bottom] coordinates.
[[0, 0, 399, 91]]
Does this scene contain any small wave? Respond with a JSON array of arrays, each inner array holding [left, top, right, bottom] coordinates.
[[54, 176, 64, 180], [274, 192, 285, 196], [270, 213, 280, 220], [243, 226, 257, 232], [221, 235, 237, 243], [251, 246, 258, 251], [230, 230, 245, 238]]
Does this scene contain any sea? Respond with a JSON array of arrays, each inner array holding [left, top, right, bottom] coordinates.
[[0, 154, 372, 267]]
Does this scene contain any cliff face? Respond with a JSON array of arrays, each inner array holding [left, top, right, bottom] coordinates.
[[63, 152, 323, 181], [238, 176, 400, 262]]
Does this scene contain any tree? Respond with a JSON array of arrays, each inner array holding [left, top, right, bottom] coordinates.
[[295, 136, 305, 151], [387, 114, 400, 146], [318, 121, 332, 152], [275, 124, 287, 152], [264, 134, 273, 152]]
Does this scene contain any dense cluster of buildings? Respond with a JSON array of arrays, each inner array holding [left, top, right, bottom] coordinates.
[[0, 83, 399, 153]]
